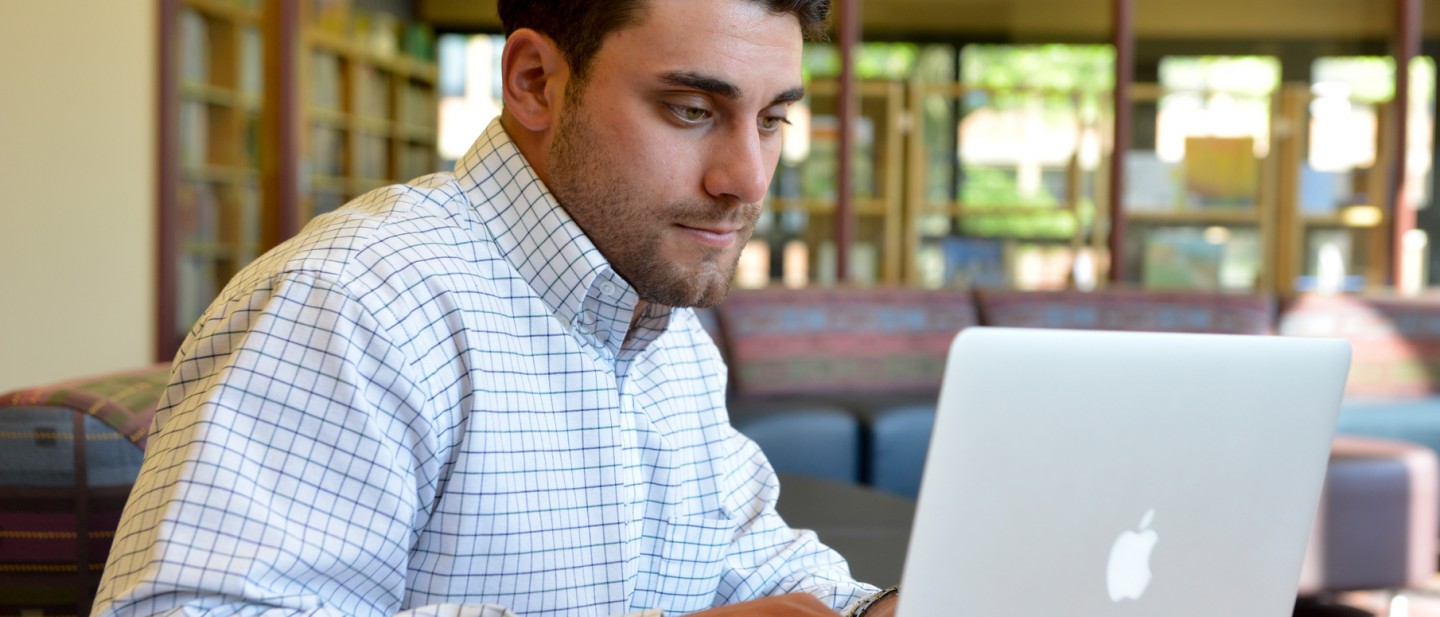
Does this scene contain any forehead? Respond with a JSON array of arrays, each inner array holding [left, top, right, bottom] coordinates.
[[595, 0, 804, 93]]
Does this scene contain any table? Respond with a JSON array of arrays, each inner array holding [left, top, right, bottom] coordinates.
[[774, 474, 917, 586]]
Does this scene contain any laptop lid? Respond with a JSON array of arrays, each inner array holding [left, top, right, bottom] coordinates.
[[896, 327, 1350, 617]]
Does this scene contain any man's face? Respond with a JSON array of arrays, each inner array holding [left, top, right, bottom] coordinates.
[[545, 0, 804, 308]]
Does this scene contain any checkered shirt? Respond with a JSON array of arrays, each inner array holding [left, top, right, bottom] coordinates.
[[93, 119, 877, 617]]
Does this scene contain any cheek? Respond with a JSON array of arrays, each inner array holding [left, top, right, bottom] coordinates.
[[612, 126, 701, 190], [578, 94, 706, 193]]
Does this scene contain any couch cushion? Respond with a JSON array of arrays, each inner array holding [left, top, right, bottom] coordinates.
[[866, 404, 937, 499], [1280, 294, 1440, 398], [976, 288, 1277, 334], [1333, 398, 1440, 459], [715, 287, 977, 398], [0, 364, 167, 616], [1, 364, 169, 448], [732, 408, 863, 483]]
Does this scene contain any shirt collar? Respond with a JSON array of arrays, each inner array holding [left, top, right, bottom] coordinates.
[[451, 118, 656, 350]]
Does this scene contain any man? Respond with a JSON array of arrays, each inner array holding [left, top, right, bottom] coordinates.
[[94, 1, 898, 615]]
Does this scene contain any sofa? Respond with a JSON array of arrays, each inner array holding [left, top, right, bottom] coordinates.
[[0, 365, 164, 615], [700, 288, 1440, 498], [707, 286, 1281, 495]]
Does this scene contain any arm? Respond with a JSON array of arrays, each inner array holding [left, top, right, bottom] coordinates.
[[706, 431, 883, 611], [92, 272, 505, 617]]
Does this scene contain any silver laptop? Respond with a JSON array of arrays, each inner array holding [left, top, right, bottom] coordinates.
[[896, 327, 1350, 617]]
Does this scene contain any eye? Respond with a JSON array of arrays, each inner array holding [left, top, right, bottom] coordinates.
[[668, 104, 711, 123], [760, 115, 792, 132]]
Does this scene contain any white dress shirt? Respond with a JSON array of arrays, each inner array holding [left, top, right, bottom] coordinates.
[[94, 119, 879, 617]]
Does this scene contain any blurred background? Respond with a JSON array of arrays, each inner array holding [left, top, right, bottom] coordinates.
[[3, 0, 1439, 390]]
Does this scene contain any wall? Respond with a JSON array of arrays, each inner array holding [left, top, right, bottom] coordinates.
[[0, 1, 156, 392]]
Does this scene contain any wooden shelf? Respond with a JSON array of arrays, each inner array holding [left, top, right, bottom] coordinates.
[[1302, 214, 1386, 228], [183, 165, 258, 184], [183, 0, 260, 22], [772, 197, 890, 216], [308, 107, 348, 127], [395, 124, 437, 143], [955, 205, 1077, 218], [181, 82, 235, 106], [915, 202, 1079, 218], [306, 29, 360, 57], [180, 241, 251, 258], [350, 116, 394, 134], [304, 28, 436, 82], [1125, 209, 1262, 225], [350, 177, 392, 194], [310, 175, 348, 193], [181, 82, 260, 111]]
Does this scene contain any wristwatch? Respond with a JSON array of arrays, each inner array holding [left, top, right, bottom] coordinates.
[[850, 584, 901, 616]]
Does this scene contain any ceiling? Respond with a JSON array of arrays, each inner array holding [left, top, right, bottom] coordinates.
[[419, 0, 1440, 40]]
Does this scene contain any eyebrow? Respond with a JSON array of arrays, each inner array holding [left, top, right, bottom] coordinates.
[[659, 70, 806, 107]]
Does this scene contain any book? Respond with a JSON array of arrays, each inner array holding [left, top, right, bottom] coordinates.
[[1298, 164, 1348, 214], [240, 26, 263, 99], [1124, 150, 1180, 210], [1142, 227, 1223, 290], [1182, 136, 1258, 208], [940, 236, 1008, 288], [179, 9, 209, 84], [310, 51, 342, 111]]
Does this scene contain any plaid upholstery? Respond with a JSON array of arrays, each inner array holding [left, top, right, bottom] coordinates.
[[1279, 294, 1440, 398], [715, 287, 978, 398], [976, 288, 1277, 335], [0, 364, 167, 617]]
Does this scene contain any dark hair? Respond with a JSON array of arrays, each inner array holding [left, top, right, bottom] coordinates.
[[497, 0, 830, 82]]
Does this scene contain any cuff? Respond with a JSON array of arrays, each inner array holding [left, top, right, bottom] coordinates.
[[842, 584, 900, 617]]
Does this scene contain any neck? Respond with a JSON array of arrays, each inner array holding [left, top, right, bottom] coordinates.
[[499, 112, 554, 189], [630, 300, 649, 331]]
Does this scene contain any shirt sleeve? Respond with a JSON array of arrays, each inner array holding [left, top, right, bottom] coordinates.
[[708, 429, 883, 611], [90, 271, 545, 617]]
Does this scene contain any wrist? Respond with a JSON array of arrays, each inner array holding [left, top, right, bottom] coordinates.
[[848, 584, 900, 617]]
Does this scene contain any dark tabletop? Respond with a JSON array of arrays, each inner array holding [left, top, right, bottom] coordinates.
[[774, 474, 917, 587]]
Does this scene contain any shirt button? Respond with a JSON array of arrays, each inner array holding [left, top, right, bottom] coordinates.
[[600, 281, 618, 298]]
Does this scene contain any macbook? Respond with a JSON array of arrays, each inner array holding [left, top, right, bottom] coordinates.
[[896, 327, 1351, 616]]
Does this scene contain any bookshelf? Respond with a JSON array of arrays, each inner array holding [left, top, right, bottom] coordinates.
[[175, 0, 264, 336], [160, 0, 439, 356], [301, 8, 439, 222], [1274, 83, 1394, 293], [768, 79, 906, 285], [905, 82, 1103, 290], [1113, 80, 1279, 292]]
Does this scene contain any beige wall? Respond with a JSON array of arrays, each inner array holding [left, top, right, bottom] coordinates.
[[0, 1, 156, 392]]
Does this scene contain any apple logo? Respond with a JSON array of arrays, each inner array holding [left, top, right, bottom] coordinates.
[[1106, 508, 1159, 602]]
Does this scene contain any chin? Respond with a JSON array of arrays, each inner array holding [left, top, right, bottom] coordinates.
[[632, 259, 735, 309], [685, 262, 739, 308]]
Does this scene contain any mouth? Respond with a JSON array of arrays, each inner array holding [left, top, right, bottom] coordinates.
[[675, 223, 741, 249]]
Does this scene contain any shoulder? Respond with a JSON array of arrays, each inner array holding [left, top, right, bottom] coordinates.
[[218, 173, 502, 313]]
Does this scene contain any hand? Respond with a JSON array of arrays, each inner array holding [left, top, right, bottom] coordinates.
[[687, 593, 840, 616]]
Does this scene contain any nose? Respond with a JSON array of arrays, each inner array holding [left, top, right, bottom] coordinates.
[[702, 125, 771, 206]]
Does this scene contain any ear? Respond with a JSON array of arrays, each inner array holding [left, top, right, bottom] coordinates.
[[500, 28, 569, 133]]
